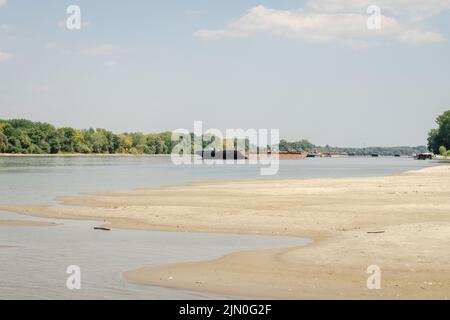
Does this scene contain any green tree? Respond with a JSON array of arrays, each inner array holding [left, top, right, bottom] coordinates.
[[130, 132, 146, 153], [146, 134, 164, 154], [58, 127, 76, 152], [118, 134, 133, 153], [7, 136, 22, 153], [47, 130, 61, 153], [159, 131, 173, 153], [428, 110, 450, 153], [0, 131, 7, 152], [279, 139, 315, 152], [91, 129, 109, 153]]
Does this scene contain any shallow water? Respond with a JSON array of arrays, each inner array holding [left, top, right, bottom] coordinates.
[[0, 211, 310, 299], [0, 156, 437, 299]]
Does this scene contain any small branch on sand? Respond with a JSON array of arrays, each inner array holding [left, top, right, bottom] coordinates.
[[94, 226, 111, 231]]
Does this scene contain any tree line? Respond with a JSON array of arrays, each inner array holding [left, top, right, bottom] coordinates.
[[0, 117, 438, 156], [279, 139, 427, 156], [0, 119, 175, 154]]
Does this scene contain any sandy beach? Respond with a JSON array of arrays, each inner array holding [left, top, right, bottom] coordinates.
[[0, 220, 59, 227], [1, 165, 449, 299]]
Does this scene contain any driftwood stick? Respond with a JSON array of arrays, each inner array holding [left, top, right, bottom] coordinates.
[[94, 226, 111, 231]]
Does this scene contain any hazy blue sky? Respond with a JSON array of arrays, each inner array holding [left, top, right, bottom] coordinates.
[[0, 0, 449, 147]]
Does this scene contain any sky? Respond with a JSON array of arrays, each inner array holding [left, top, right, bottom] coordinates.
[[0, 0, 449, 147]]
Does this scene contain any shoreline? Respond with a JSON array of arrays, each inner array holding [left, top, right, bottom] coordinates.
[[0, 153, 172, 157], [1, 165, 449, 299], [0, 219, 60, 227], [2, 153, 443, 160]]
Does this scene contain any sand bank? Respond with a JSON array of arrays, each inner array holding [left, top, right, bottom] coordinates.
[[0, 220, 59, 227], [1, 165, 449, 299]]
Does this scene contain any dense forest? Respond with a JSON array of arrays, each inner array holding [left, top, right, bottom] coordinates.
[[0, 119, 175, 154], [0, 118, 429, 155]]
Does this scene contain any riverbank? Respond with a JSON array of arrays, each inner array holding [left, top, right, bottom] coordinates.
[[0, 220, 59, 227], [1, 165, 449, 299], [0, 153, 171, 157]]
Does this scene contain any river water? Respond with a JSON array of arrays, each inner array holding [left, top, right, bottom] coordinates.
[[0, 156, 436, 299]]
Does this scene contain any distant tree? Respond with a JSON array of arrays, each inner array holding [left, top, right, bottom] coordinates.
[[16, 129, 32, 150], [7, 119, 35, 130], [0, 131, 7, 152], [279, 139, 289, 152], [428, 110, 450, 153], [100, 129, 117, 153], [118, 134, 133, 153], [130, 132, 146, 153], [279, 139, 315, 152], [159, 131, 173, 154], [72, 129, 88, 153], [110, 133, 121, 153], [46, 129, 61, 153], [146, 134, 164, 154], [58, 127, 77, 152], [91, 129, 109, 153], [7, 136, 22, 153], [26, 144, 43, 154]]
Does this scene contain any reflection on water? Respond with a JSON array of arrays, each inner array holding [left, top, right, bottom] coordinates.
[[0, 156, 437, 299]]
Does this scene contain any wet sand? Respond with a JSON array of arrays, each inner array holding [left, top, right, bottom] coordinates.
[[0, 220, 59, 227], [1, 165, 449, 299]]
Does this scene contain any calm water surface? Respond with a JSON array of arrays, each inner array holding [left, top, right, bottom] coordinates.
[[0, 156, 436, 299], [0, 156, 436, 205]]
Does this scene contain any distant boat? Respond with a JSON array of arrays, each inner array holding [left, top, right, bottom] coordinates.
[[414, 153, 433, 160], [198, 150, 247, 160], [247, 152, 307, 160], [394, 154, 401, 157], [278, 152, 307, 160]]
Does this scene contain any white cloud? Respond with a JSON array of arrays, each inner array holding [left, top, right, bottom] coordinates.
[[398, 30, 445, 44], [307, 0, 450, 20], [0, 0, 7, 8], [195, 4, 446, 46], [0, 51, 13, 63], [195, 29, 248, 39]]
